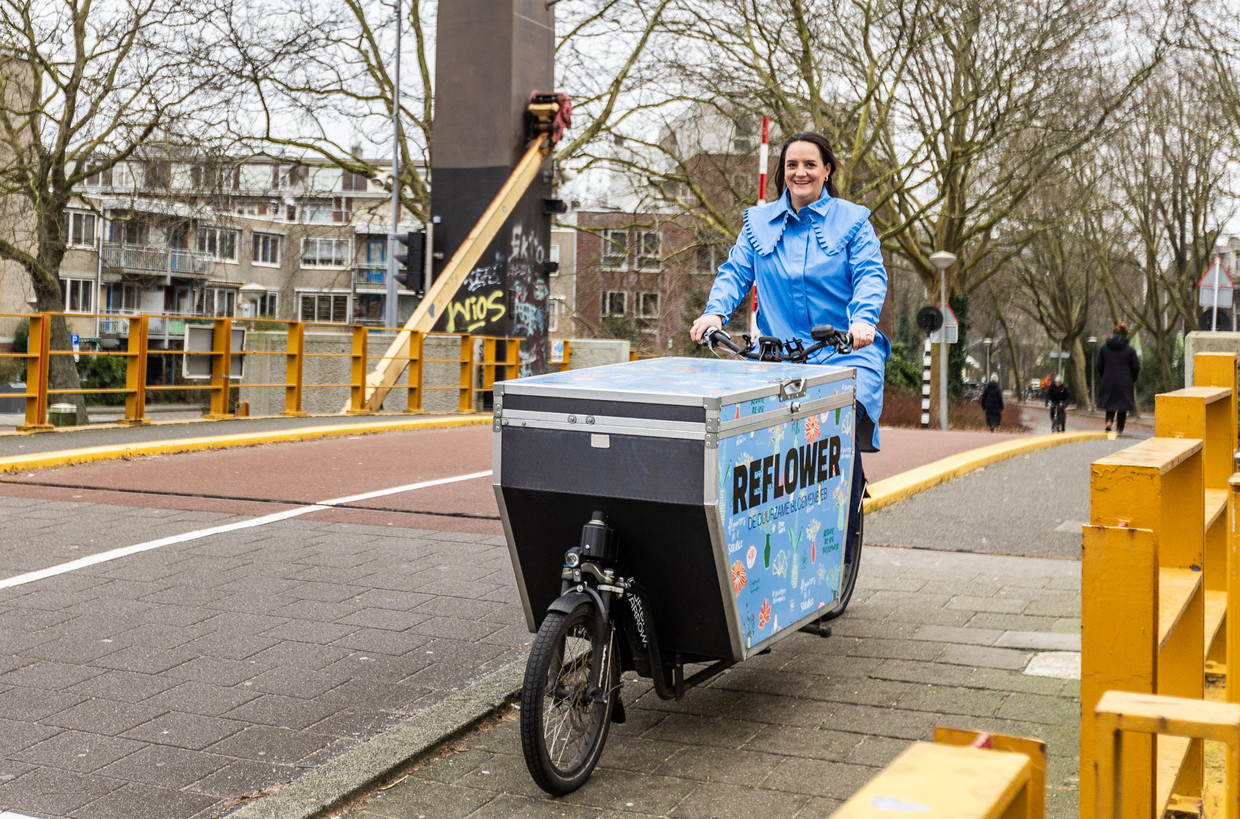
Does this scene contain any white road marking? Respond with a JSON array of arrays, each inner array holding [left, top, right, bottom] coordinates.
[[0, 470, 494, 591]]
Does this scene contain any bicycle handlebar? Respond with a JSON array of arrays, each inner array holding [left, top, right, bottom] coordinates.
[[701, 325, 853, 363]]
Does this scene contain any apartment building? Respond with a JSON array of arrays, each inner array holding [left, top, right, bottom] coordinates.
[[27, 152, 422, 352]]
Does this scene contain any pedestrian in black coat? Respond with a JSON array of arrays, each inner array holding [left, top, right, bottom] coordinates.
[[1096, 322, 1140, 433], [979, 374, 1004, 431]]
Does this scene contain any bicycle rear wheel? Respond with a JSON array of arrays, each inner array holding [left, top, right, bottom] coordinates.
[[520, 602, 616, 795]]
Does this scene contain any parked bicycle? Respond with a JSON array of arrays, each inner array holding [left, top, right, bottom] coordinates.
[[494, 325, 864, 794]]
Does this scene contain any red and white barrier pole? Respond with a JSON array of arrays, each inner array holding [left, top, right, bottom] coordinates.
[[750, 116, 769, 338]]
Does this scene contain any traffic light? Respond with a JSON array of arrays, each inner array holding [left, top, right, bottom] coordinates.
[[393, 230, 426, 291]]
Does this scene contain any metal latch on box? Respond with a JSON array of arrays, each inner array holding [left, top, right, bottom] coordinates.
[[778, 377, 807, 401]]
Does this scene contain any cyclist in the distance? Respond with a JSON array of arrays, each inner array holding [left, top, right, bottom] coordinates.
[[689, 131, 889, 452], [1046, 375, 1070, 430]]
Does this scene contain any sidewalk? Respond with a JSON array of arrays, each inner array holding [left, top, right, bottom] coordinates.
[[340, 545, 1083, 819]]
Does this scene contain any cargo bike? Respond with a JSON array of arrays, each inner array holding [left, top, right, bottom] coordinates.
[[492, 326, 866, 794]]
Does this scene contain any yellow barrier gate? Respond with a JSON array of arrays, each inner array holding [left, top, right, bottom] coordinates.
[[1082, 351, 1239, 818]]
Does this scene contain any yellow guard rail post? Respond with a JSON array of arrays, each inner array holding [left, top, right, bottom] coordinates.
[[121, 314, 149, 426], [1083, 436, 1207, 817], [404, 331, 425, 414], [828, 728, 1046, 819], [20, 312, 52, 431], [1155, 358, 1237, 677], [281, 321, 307, 417], [1095, 690, 1240, 819]]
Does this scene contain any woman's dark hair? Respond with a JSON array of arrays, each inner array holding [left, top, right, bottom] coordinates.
[[771, 131, 841, 200]]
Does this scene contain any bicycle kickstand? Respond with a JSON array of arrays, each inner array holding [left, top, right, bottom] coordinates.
[[798, 615, 832, 638]]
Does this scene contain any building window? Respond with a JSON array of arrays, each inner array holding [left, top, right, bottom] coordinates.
[[195, 287, 236, 317], [333, 197, 353, 222], [107, 219, 148, 246], [602, 290, 626, 317], [104, 283, 140, 313], [365, 236, 386, 265], [638, 292, 660, 319], [549, 296, 565, 332], [83, 163, 112, 187], [197, 226, 239, 262], [257, 292, 279, 317], [301, 237, 350, 268], [67, 212, 97, 247], [636, 230, 660, 270], [695, 244, 719, 275], [300, 293, 350, 323], [302, 203, 334, 223], [601, 229, 628, 269], [252, 232, 281, 265], [64, 279, 93, 313], [549, 242, 560, 275]]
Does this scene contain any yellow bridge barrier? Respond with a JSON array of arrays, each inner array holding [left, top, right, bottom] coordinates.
[[5, 312, 521, 429], [1081, 351, 1239, 818], [1094, 691, 1240, 819], [829, 727, 1046, 819]]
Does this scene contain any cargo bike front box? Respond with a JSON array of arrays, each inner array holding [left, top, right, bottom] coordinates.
[[494, 356, 858, 665]]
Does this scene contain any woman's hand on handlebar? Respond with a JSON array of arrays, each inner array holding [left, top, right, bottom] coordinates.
[[848, 322, 875, 350], [690, 314, 723, 344]]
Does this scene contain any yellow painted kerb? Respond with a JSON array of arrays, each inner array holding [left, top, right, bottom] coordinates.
[[0, 415, 493, 474], [865, 431, 1112, 514]]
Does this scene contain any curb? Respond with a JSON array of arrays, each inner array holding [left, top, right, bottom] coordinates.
[[225, 660, 527, 819], [865, 430, 1112, 513], [0, 415, 492, 474]]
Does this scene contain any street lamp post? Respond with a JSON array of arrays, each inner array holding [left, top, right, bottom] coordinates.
[[928, 251, 957, 431], [983, 337, 992, 381]]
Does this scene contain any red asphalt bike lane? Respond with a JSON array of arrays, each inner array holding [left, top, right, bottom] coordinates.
[[0, 423, 1023, 535]]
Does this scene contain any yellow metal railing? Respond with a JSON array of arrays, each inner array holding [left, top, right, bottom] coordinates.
[[7, 311, 525, 430], [829, 727, 1046, 819], [1081, 350, 1239, 818], [1094, 691, 1240, 819]]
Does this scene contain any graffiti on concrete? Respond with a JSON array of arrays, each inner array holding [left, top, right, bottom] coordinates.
[[442, 219, 550, 374]]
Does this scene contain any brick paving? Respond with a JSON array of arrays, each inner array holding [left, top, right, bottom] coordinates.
[[0, 504, 527, 819], [339, 547, 1083, 819]]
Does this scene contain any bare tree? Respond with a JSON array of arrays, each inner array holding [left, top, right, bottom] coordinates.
[[0, 0, 230, 419], [216, 0, 433, 220], [1094, 55, 1235, 392]]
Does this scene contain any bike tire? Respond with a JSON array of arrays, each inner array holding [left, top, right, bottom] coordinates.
[[821, 487, 864, 622], [520, 603, 616, 795]]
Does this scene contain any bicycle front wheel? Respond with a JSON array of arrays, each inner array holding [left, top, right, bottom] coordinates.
[[520, 602, 616, 795]]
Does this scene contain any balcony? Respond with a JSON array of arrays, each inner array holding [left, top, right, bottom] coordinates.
[[100, 311, 191, 340], [101, 243, 212, 278], [354, 264, 387, 288]]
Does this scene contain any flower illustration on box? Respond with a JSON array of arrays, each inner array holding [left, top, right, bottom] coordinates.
[[805, 415, 821, 443], [758, 599, 772, 629], [731, 560, 747, 595], [772, 549, 788, 578], [746, 544, 757, 569]]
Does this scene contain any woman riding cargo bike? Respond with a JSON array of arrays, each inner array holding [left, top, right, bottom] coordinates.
[[494, 131, 889, 795]]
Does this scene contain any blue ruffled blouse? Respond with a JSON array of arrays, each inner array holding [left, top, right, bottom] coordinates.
[[704, 189, 891, 449]]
